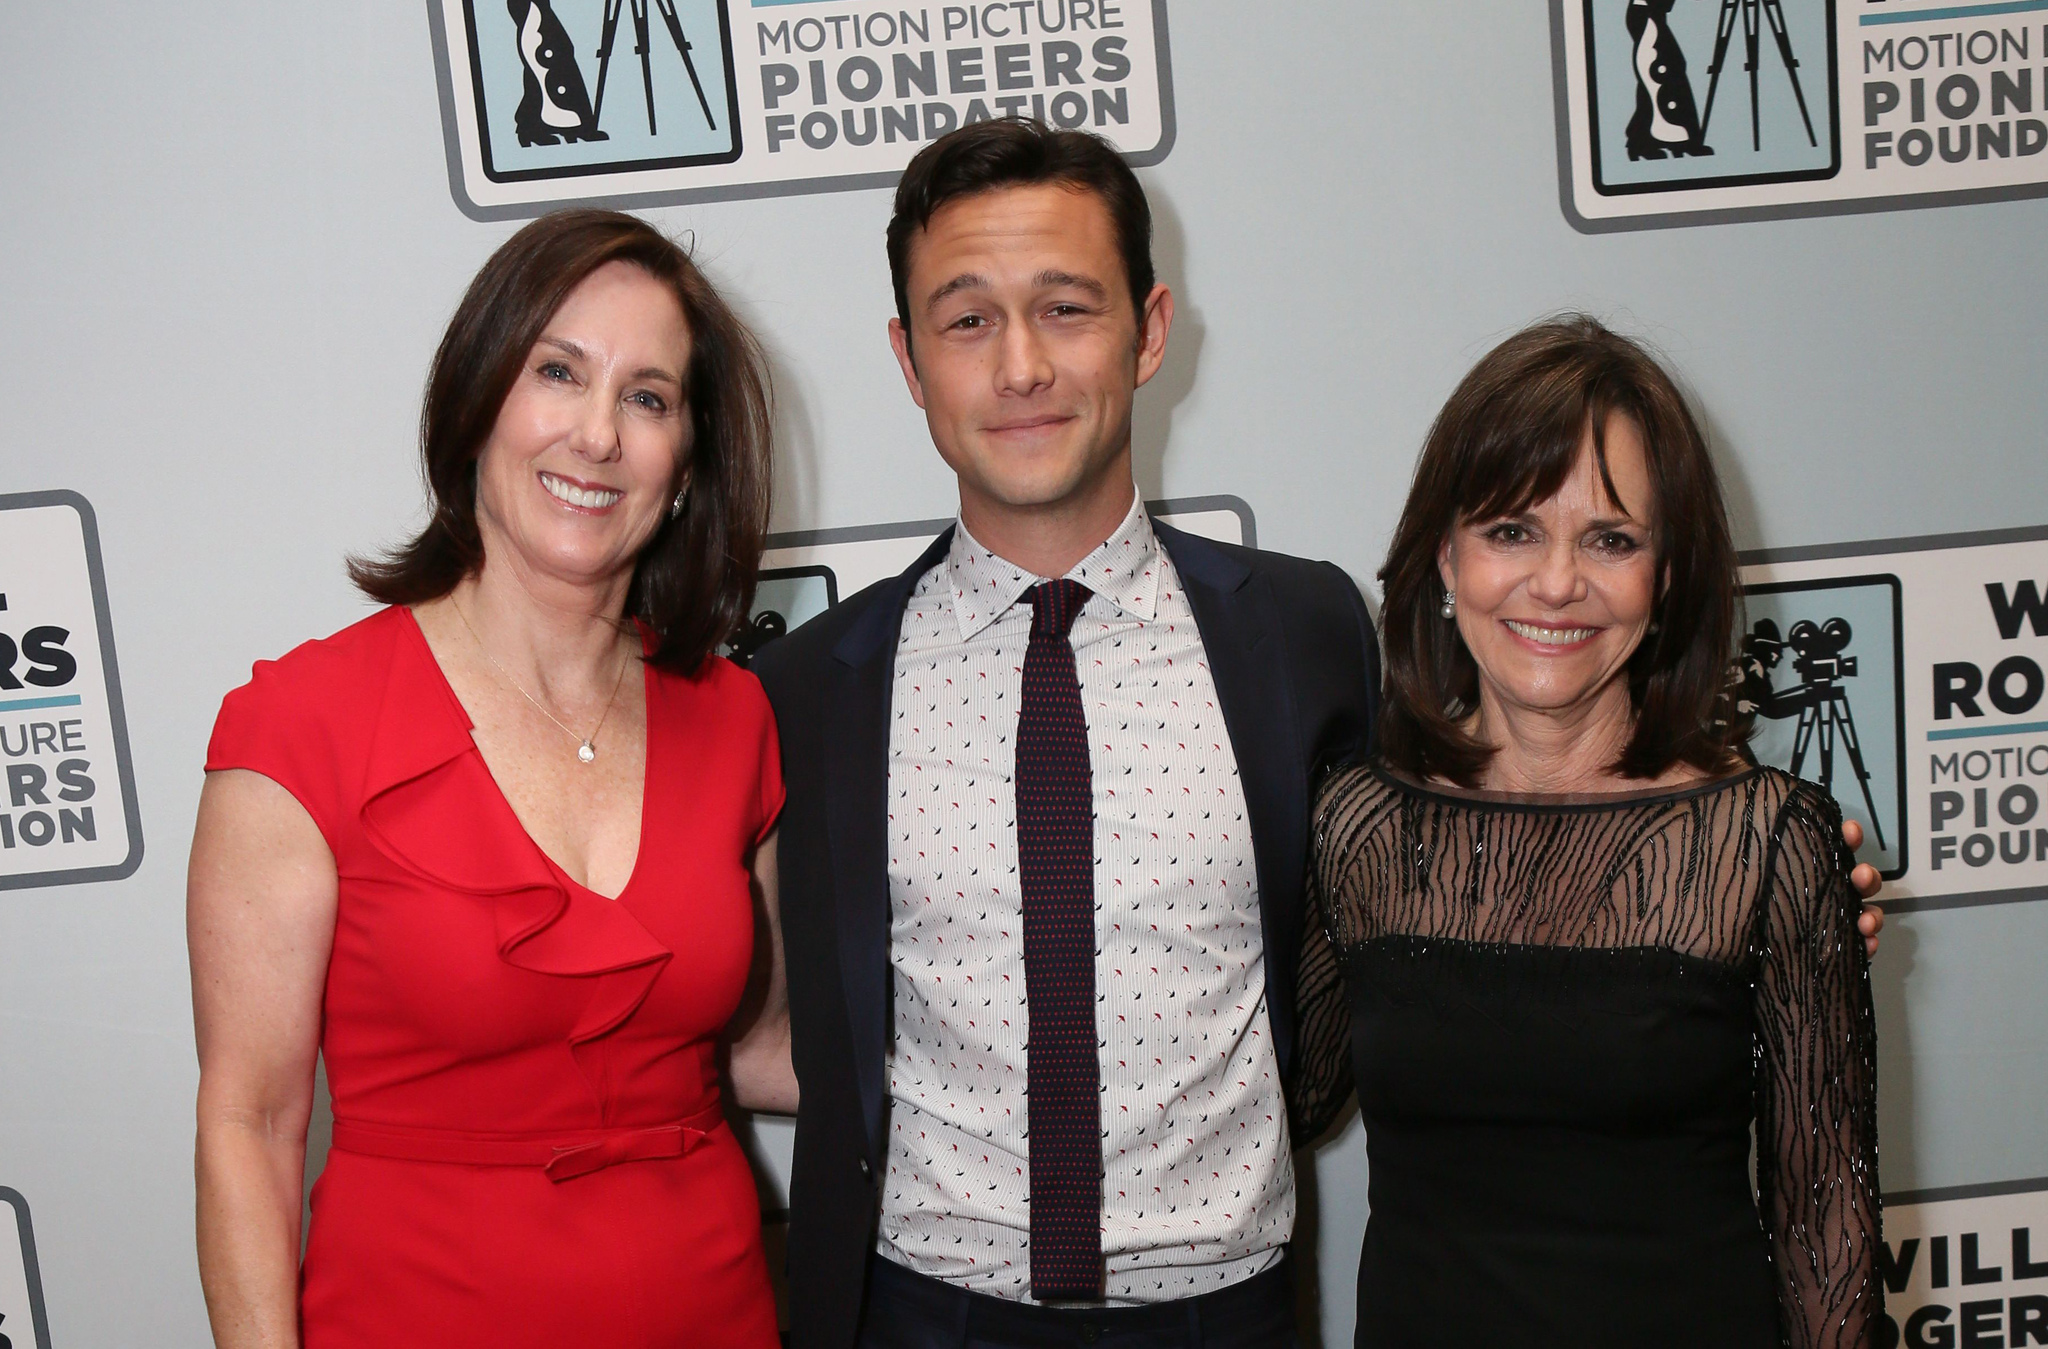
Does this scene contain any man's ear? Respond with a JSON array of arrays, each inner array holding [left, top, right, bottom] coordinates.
[[1133, 282, 1174, 390], [888, 317, 928, 410]]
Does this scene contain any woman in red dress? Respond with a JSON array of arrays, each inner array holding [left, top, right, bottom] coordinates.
[[188, 210, 790, 1348]]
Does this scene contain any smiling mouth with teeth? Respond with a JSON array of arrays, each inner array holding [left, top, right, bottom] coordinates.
[[539, 471, 623, 510], [1504, 619, 1600, 646]]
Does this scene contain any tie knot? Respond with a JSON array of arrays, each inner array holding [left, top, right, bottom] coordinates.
[[1027, 579, 1092, 639]]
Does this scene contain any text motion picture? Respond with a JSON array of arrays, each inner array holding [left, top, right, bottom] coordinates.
[[757, 5, 1139, 152], [1861, 24, 2048, 168]]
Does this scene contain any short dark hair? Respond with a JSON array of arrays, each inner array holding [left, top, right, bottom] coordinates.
[[1376, 315, 1746, 786], [349, 209, 773, 676], [886, 118, 1154, 332]]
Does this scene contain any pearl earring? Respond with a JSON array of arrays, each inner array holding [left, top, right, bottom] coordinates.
[[1440, 590, 1457, 620]]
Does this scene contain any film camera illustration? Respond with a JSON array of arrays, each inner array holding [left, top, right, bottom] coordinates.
[[1584, 0, 1837, 193], [460, 0, 740, 182], [724, 565, 838, 668], [1739, 616, 1887, 847]]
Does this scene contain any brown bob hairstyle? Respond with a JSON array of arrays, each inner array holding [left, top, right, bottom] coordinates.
[[349, 209, 773, 676], [1376, 315, 1747, 787]]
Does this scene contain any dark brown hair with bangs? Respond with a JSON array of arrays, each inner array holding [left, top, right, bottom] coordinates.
[[349, 209, 773, 676], [1376, 314, 1745, 786]]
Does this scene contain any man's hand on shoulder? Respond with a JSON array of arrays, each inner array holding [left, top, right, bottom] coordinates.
[[1843, 818, 1885, 957]]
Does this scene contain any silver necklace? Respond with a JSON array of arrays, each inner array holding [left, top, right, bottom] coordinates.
[[453, 599, 632, 764]]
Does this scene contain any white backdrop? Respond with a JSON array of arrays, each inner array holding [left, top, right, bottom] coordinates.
[[3, 4, 2046, 1346]]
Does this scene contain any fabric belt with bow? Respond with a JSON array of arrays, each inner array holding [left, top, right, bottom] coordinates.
[[330, 1099, 725, 1183]]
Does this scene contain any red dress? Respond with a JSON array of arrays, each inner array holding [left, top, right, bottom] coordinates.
[[206, 606, 782, 1349]]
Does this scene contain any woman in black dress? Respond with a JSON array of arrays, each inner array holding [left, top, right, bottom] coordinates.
[[1296, 316, 1882, 1348]]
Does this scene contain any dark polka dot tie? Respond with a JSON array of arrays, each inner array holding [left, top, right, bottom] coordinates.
[[1017, 579, 1102, 1301]]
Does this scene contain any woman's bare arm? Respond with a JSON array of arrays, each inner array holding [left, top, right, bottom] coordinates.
[[189, 769, 338, 1349], [725, 828, 797, 1114]]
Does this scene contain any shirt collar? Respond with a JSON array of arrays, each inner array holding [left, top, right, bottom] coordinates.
[[945, 495, 1162, 642]]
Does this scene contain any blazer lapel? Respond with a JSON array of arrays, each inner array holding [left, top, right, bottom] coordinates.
[[824, 528, 955, 1162], [1154, 520, 1310, 1077]]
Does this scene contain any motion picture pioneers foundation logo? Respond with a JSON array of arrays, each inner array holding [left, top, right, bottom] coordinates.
[[430, 0, 1174, 217]]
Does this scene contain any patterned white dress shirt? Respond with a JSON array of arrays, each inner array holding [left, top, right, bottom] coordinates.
[[876, 498, 1292, 1303]]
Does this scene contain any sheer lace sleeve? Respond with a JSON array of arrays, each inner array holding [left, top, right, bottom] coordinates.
[[1753, 780, 1884, 1348], [1287, 767, 1364, 1145]]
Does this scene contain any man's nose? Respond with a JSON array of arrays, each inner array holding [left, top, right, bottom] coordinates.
[[996, 321, 1055, 396]]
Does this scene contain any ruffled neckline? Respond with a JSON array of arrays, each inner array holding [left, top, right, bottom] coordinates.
[[355, 607, 674, 1115]]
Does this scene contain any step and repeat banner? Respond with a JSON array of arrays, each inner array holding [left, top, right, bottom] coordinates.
[[2, 3, 2045, 1347]]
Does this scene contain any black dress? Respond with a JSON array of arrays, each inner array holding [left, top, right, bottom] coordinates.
[[1292, 765, 1883, 1349]]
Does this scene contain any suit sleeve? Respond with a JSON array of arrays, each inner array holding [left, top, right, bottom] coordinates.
[[734, 669, 786, 847], [1284, 563, 1378, 1143], [1316, 559, 1382, 773]]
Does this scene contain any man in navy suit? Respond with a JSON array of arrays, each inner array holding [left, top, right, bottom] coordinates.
[[751, 118, 1883, 1349]]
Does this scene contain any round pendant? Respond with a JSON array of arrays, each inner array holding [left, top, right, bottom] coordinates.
[[577, 742, 596, 764]]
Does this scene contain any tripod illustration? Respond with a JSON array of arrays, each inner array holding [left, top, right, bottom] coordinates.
[[1783, 682, 1886, 849], [1700, 0, 1817, 153], [592, 0, 717, 137], [1741, 618, 1887, 851]]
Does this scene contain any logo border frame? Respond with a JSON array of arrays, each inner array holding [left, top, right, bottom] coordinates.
[[428, 0, 1179, 221], [0, 490, 145, 893], [1741, 570, 1909, 881], [1580, 0, 1842, 199], [461, 0, 746, 185], [0, 1188, 52, 1349]]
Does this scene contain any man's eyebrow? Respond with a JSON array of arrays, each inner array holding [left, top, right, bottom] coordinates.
[[1035, 270, 1109, 300], [924, 273, 991, 310]]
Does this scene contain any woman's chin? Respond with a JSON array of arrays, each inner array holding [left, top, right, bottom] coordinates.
[[1483, 669, 1630, 720], [498, 534, 645, 593]]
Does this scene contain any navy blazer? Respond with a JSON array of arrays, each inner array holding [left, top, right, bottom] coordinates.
[[751, 519, 1380, 1349]]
